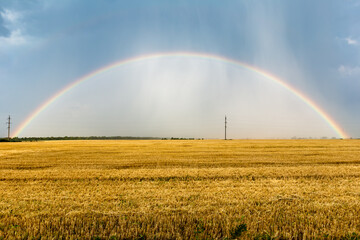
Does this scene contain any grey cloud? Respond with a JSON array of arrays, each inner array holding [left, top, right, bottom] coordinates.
[[345, 37, 359, 46], [338, 65, 360, 76], [0, 14, 10, 37]]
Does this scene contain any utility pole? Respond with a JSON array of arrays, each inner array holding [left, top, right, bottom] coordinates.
[[224, 115, 227, 140], [6, 115, 11, 140]]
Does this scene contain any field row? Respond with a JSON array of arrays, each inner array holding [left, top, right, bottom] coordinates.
[[1, 140, 360, 239]]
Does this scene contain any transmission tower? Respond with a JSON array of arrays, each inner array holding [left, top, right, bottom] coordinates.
[[225, 115, 227, 140], [6, 115, 11, 140]]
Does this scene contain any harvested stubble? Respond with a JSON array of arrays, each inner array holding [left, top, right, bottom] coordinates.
[[0, 139, 360, 239]]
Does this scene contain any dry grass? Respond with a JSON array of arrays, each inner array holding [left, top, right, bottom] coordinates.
[[0, 139, 360, 239]]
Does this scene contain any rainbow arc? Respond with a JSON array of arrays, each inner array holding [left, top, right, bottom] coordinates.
[[13, 52, 349, 138]]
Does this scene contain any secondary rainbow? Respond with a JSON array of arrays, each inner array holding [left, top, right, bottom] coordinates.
[[12, 52, 349, 138]]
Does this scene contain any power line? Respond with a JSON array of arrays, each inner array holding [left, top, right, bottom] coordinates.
[[225, 115, 227, 140], [6, 115, 11, 140]]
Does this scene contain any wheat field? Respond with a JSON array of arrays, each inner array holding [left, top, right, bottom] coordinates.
[[0, 139, 360, 239]]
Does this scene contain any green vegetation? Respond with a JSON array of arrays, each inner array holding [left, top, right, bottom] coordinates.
[[1, 136, 204, 142]]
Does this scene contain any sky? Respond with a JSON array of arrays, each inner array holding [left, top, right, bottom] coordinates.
[[1, 0, 359, 139]]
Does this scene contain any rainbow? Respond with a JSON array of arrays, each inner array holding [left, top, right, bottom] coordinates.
[[13, 52, 349, 138]]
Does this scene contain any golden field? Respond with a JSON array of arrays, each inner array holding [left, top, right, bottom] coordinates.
[[0, 139, 360, 239]]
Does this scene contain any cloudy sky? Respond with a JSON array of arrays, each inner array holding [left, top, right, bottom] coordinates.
[[1, 0, 359, 138]]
